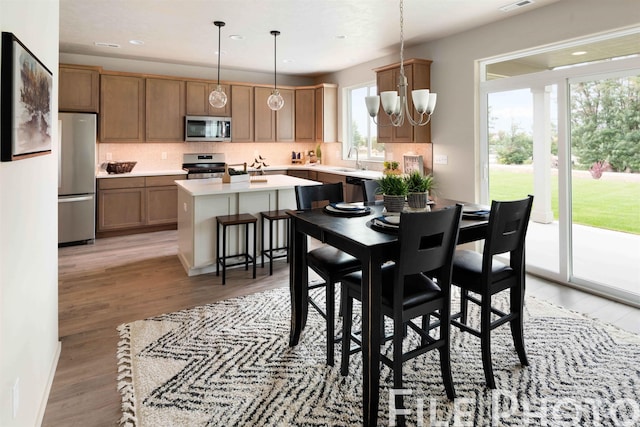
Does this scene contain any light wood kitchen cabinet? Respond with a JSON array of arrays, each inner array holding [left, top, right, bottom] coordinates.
[[145, 175, 184, 225], [186, 81, 231, 117], [59, 64, 100, 112], [146, 78, 185, 142], [231, 85, 254, 142], [315, 84, 338, 143], [97, 175, 185, 235], [97, 177, 146, 231], [295, 88, 315, 142], [277, 89, 295, 141], [254, 87, 295, 142], [294, 84, 337, 143], [100, 74, 145, 142], [373, 58, 432, 143]]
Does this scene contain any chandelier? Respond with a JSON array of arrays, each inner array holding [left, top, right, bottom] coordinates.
[[365, 0, 437, 127], [267, 30, 285, 111], [209, 21, 227, 108]]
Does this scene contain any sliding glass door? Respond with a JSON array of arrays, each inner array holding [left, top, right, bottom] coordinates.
[[481, 54, 640, 305]]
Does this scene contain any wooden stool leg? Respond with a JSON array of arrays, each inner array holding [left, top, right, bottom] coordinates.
[[222, 223, 227, 285], [252, 222, 256, 278]]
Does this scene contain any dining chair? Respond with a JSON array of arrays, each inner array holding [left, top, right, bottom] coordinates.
[[450, 195, 534, 389], [361, 179, 381, 204], [340, 204, 463, 410], [294, 182, 362, 366]]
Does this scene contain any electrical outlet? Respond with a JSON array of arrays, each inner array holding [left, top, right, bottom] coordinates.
[[434, 154, 448, 165], [106, 152, 113, 161], [161, 152, 167, 160], [12, 378, 19, 418]]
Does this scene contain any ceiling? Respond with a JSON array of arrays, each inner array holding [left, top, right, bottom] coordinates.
[[59, 0, 568, 77]]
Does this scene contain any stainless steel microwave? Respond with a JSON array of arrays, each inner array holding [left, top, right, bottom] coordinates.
[[185, 116, 232, 142]]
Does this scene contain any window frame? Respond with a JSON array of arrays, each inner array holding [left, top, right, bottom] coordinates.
[[343, 81, 383, 162]]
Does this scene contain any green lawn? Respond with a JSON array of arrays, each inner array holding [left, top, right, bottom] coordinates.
[[489, 169, 640, 234]]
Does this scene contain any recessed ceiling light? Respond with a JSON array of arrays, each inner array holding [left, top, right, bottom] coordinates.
[[572, 51, 587, 56], [94, 42, 120, 48], [282, 59, 295, 64], [336, 35, 347, 40], [229, 35, 244, 41], [129, 40, 144, 46], [215, 50, 227, 56]]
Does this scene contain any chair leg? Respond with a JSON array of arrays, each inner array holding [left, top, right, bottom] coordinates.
[[252, 222, 256, 279], [439, 309, 456, 400], [460, 288, 469, 325], [393, 314, 405, 424], [340, 288, 353, 376], [326, 280, 335, 366], [510, 285, 529, 366], [480, 294, 496, 389]]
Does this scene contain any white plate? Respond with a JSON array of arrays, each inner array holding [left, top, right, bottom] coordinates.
[[334, 202, 364, 210], [383, 215, 400, 225], [373, 218, 398, 229]]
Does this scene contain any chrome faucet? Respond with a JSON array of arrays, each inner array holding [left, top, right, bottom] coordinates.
[[348, 145, 364, 170]]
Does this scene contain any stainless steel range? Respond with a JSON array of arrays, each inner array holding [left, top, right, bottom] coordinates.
[[182, 153, 226, 179]]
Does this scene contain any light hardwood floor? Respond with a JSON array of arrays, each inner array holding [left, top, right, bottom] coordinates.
[[43, 230, 639, 426]]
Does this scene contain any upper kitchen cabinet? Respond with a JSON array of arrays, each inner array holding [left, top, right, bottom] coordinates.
[[254, 87, 295, 142], [185, 81, 231, 117], [59, 64, 100, 113], [146, 78, 185, 142], [295, 88, 315, 142], [295, 84, 337, 143], [373, 59, 432, 143], [315, 84, 337, 143], [100, 73, 145, 142], [231, 85, 254, 142]]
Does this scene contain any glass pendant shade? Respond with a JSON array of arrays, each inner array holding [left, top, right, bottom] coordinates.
[[209, 84, 227, 109], [380, 91, 399, 115], [267, 89, 285, 111], [209, 21, 227, 108], [365, 95, 380, 117]]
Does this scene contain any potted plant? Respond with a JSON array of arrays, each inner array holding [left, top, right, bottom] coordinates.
[[383, 161, 402, 175], [377, 173, 408, 212], [404, 171, 434, 209]]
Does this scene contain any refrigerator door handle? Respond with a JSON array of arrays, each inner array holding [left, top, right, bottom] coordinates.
[[58, 119, 63, 188], [59, 195, 94, 203]]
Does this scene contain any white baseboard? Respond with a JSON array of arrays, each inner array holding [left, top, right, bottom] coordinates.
[[36, 341, 61, 426]]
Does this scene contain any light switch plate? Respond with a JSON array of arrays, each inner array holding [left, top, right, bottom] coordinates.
[[434, 154, 448, 165]]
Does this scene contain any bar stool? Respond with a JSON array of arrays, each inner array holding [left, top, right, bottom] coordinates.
[[216, 213, 257, 285], [260, 210, 290, 275]]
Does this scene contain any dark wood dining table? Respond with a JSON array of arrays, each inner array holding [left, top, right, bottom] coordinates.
[[287, 199, 489, 426]]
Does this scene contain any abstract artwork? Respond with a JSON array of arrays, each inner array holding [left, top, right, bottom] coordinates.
[[1, 32, 53, 161]]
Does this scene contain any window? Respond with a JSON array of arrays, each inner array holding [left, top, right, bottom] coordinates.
[[345, 83, 384, 162]]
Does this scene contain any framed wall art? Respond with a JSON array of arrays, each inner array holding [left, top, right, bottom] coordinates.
[[1, 32, 53, 161]]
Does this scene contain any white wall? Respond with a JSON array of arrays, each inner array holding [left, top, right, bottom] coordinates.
[[319, 0, 640, 202], [0, 0, 60, 426]]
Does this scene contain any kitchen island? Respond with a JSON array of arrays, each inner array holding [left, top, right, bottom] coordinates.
[[176, 174, 319, 276]]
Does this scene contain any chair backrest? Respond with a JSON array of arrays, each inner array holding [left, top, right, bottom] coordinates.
[[483, 195, 534, 271], [295, 182, 344, 210], [395, 204, 463, 285], [362, 179, 381, 203]]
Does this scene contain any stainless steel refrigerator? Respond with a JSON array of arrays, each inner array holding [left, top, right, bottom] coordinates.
[[58, 112, 97, 245]]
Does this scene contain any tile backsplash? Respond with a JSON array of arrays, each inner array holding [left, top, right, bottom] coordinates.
[[97, 141, 432, 174]]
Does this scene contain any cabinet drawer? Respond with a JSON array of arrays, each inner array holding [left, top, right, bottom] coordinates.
[[98, 177, 146, 190], [145, 175, 185, 187]]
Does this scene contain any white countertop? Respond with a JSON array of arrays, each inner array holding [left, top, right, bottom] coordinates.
[[176, 174, 320, 196], [96, 169, 187, 178], [261, 164, 383, 180], [95, 165, 382, 180]]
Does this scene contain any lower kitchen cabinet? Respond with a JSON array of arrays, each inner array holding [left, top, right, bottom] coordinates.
[[97, 174, 185, 236]]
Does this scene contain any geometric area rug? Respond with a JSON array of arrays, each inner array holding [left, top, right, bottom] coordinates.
[[117, 287, 640, 426]]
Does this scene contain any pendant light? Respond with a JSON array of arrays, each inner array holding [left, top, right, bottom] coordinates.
[[209, 21, 227, 109], [267, 30, 284, 111], [365, 0, 437, 127]]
